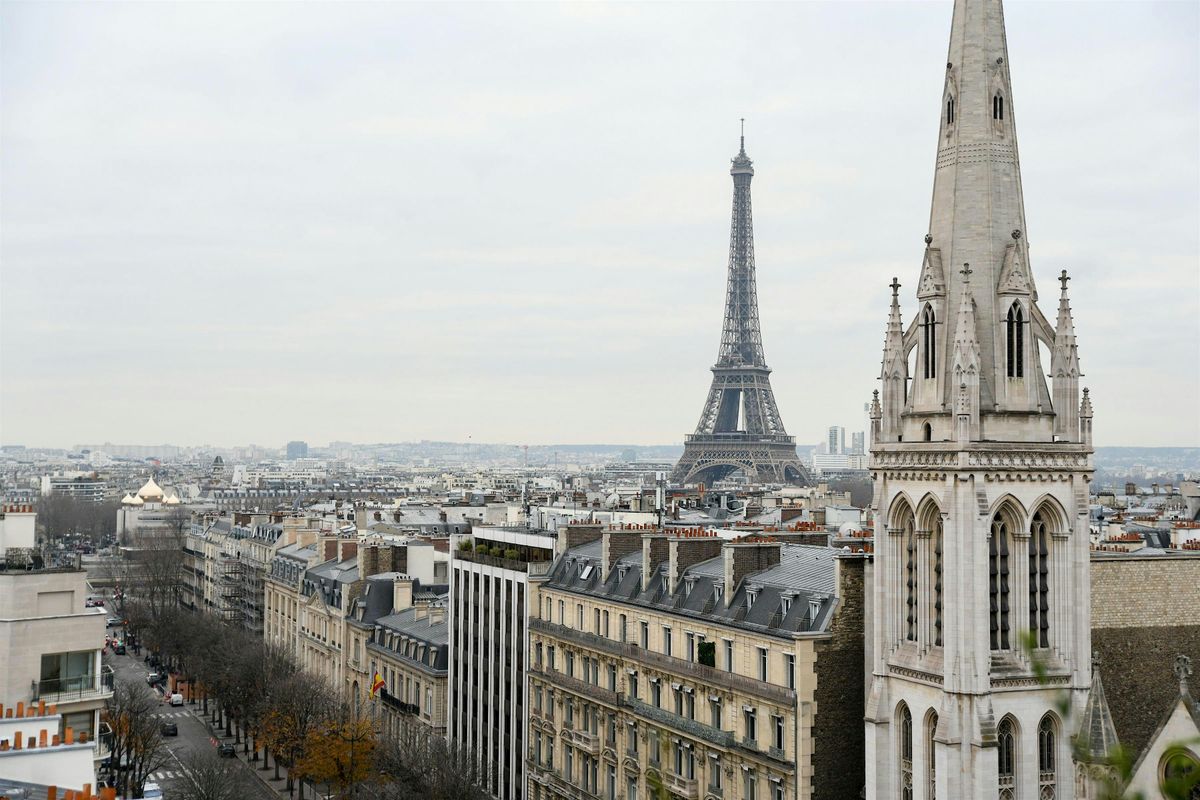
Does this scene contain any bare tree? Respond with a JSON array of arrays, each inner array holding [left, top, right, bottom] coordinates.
[[105, 678, 172, 799], [173, 749, 261, 800], [366, 719, 489, 800]]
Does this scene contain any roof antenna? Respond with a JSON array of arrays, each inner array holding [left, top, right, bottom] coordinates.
[[740, 118, 745, 152]]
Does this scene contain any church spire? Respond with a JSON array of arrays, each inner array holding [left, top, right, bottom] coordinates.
[[950, 263, 981, 439], [879, 277, 907, 440], [928, 0, 1052, 421], [1052, 269, 1082, 440]]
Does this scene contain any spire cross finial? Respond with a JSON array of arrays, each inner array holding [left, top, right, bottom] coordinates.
[[1059, 269, 1071, 291], [889, 277, 901, 297], [960, 263, 972, 280], [1175, 654, 1193, 695]]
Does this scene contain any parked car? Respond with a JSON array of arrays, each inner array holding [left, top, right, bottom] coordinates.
[[169, 693, 184, 706], [143, 780, 164, 799], [160, 721, 178, 736], [106, 617, 121, 627], [147, 671, 162, 685], [217, 743, 237, 758]]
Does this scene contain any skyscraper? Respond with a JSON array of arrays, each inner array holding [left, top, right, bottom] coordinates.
[[286, 440, 308, 460], [865, 1, 1094, 797]]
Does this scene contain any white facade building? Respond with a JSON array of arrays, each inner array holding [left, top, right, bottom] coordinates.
[[449, 526, 555, 800], [865, 1, 1097, 798]]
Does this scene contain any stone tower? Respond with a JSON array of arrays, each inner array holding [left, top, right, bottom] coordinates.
[[673, 131, 809, 486], [865, 1, 1096, 798]]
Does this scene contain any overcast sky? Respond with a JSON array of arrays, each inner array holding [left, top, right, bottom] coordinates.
[[2, 1, 1197, 450]]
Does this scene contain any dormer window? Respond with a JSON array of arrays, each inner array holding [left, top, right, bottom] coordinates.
[[993, 93, 1005, 121], [809, 599, 822, 621], [746, 588, 759, 610]]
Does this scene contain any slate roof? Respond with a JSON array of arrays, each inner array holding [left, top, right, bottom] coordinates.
[[547, 541, 839, 637], [372, 603, 449, 673]]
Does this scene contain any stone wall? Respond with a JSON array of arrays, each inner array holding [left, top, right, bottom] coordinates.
[[812, 554, 867, 800], [1091, 553, 1200, 760]]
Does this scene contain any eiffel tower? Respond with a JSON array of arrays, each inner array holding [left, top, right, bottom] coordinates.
[[672, 130, 809, 486]]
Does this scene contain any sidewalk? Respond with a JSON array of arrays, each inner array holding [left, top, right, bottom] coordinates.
[[199, 709, 297, 800]]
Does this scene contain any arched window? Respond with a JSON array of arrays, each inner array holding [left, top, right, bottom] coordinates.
[[1160, 748, 1200, 800], [994, 93, 1005, 121], [1029, 512, 1051, 648], [933, 518, 944, 647], [905, 518, 918, 642], [1039, 715, 1058, 799], [947, 96, 955, 125], [989, 515, 1012, 650], [927, 712, 939, 800], [921, 305, 937, 379], [1006, 303, 1024, 378], [998, 717, 1017, 800], [923, 422, 933, 442], [899, 704, 914, 800]]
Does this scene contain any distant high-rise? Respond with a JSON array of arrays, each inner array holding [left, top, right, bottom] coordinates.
[[672, 131, 808, 486], [285, 440, 308, 460], [851, 431, 865, 455], [827, 426, 846, 456]]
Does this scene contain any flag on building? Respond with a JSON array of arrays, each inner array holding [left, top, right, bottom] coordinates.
[[371, 672, 385, 696]]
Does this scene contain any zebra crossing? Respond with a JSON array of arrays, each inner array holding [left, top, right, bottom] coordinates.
[[157, 709, 192, 718], [150, 769, 186, 782]]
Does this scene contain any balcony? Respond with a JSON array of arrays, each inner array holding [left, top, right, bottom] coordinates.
[[530, 619, 796, 706], [662, 769, 700, 800], [32, 665, 114, 704], [94, 722, 113, 761], [562, 727, 600, 756], [379, 690, 419, 716]]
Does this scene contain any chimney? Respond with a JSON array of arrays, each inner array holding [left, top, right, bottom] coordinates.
[[393, 577, 414, 613], [601, 529, 642, 582], [558, 522, 604, 556], [339, 539, 358, 562], [354, 503, 367, 533], [722, 538, 782, 606], [429, 605, 446, 626], [361, 545, 381, 578], [667, 532, 722, 595], [641, 532, 669, 589]]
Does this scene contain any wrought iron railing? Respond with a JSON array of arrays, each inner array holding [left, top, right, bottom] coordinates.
[[32, 665, 114, 703]]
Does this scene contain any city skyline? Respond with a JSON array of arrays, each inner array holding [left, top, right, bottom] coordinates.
[[3, 1, 1197, 449]]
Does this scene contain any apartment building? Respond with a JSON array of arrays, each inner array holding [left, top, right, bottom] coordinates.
[[526, 524, 866, 800], [184, 512, 321, 631], [449, 525, 556, 800], [0, 505, 112, 782], [344, 570, 449, 740], [265, 532, 450, 728]]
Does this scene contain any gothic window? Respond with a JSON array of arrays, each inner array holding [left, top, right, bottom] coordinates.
[[994, 93, 1005, 121], [899, 704, 914, 800], [1029, 512, 1051, 648], [927, 711, 939, 800], [933, 518, 944, 647], [1038, 715, 1058, 800], [922, 305, 936, 379], [923, 422, 933, 442], [905, 520, 918, 642], [989, 516, 1011, 650], [946, 96, 955, 125], [998, 717, 1017, 800], [1006, 303, 1024, 378]]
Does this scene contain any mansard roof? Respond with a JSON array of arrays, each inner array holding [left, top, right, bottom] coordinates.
[[546, 541, 838, 638]]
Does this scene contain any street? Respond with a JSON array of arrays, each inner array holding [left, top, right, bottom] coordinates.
[[103, 640, 281, 800]]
